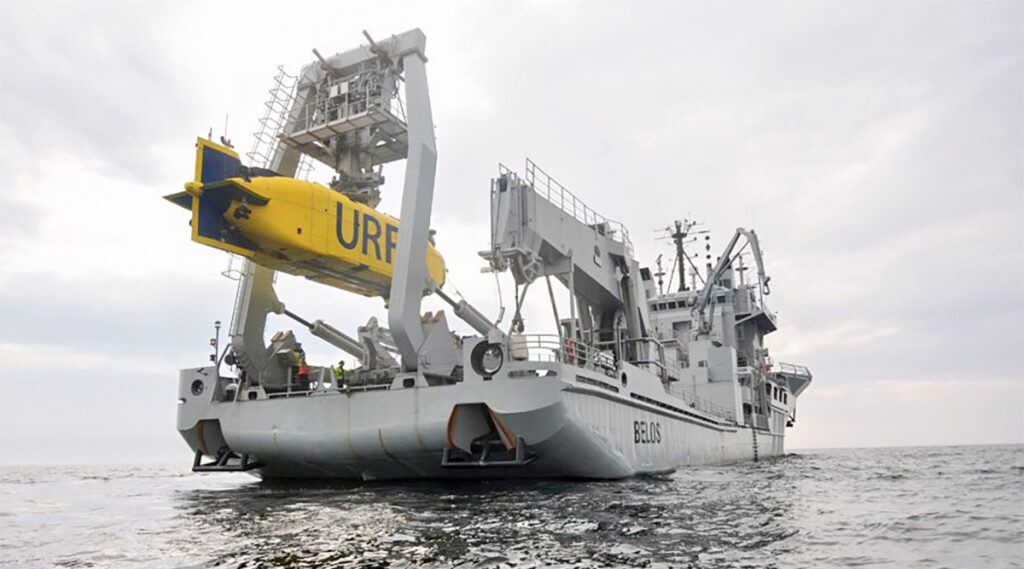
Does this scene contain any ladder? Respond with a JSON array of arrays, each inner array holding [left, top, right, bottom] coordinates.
[[751, 425, 759, 462], [246, 66, 313, 178]]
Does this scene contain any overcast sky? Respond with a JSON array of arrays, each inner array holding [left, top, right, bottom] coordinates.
[[0, 1, 1021, 465]]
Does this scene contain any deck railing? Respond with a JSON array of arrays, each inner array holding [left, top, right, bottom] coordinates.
[[515, 333, 736, 422], [774, 361, 811, 378], [513, 334, 616, 371], [498, 160, 633, 254]]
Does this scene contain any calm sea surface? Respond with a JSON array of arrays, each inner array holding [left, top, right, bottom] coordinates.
[[0, 445, 1021, 568]]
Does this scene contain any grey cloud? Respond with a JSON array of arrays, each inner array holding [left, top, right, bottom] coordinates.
[[0, 4, 191, 181], [0, 2, 263, 184], [0, 271, 237, 357], [0, 197, 42, 237], [0, 364, 184, 464]]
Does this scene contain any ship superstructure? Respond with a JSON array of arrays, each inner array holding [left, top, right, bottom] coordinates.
[[173, 29, 811, 479]]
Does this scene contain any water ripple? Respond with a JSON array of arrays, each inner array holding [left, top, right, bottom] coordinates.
[[1, 446, 1022, 568]]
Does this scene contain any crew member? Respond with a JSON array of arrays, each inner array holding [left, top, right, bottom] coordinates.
[[333, 360, 346, 388], [291, 345, 309, 390]]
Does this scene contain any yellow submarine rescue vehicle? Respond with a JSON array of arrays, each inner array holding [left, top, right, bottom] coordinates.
[[165, 138, 446, 297]]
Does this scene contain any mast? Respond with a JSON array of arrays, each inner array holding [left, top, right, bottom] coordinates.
[[669, 219, 706, 293], [654, 254, 665, 295], [671, 220, 688, 292]]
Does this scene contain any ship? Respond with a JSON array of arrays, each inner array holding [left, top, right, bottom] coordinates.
[[171, 29, 812, 480]]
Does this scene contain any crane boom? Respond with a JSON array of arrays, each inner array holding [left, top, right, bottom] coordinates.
[[692, 228, 771, 335]]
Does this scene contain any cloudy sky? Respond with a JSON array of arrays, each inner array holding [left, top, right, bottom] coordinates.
[[0, 1, 1021, 465]]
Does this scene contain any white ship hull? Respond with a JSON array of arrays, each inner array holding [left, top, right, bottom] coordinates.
[[178, 359, 784, 480]]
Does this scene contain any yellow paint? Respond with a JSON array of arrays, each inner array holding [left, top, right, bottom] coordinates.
[[175, 138, 446, 297]]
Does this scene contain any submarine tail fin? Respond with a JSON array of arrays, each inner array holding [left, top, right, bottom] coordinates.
[[163, 138, 246, 211], [195, 137, 244, 184]]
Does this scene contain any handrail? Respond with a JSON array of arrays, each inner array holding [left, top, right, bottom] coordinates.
[[294, 76, 406, 134], [514, 333, 736, 423], [774, 361, 811, 377], [666, 381, 736, 422], [514, 334, 616, 371], [499, 160, 633, 253]]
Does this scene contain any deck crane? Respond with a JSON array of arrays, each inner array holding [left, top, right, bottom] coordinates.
[[189, 29, 501, 388], [691, 228, 771, 337]]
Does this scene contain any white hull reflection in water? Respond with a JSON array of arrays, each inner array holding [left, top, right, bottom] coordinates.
[[1, 446, 1021, 568]]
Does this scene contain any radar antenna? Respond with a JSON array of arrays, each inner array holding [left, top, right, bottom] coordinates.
[[657, 219, 707, 292]]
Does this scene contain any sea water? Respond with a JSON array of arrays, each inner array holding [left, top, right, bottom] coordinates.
[[1, 445, 1021, 568]]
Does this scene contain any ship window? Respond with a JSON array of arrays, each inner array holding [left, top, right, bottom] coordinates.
[[716, 295, 726, 303], [667, 302, 677, 309]]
